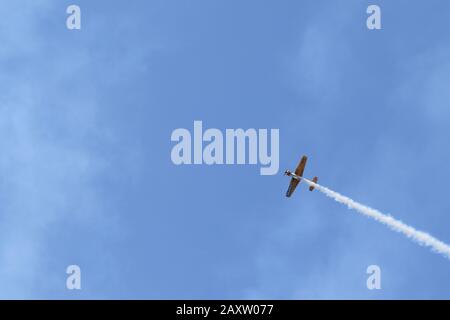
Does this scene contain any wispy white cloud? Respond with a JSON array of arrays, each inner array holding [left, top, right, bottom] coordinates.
[[0, 2, 116, 297]]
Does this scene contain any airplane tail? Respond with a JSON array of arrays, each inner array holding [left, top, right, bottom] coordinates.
[[309, 177, 318, 191]]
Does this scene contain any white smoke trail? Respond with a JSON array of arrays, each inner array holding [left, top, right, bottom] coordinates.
[[302, 178, 450, 260]]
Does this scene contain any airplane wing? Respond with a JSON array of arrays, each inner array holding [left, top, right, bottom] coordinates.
[[294, 156, 307, 177], [285, 156, 307, 197], [286, 178, 300, 197]]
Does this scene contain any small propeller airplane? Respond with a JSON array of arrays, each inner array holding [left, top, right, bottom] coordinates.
[[284, 155, 318, 197]]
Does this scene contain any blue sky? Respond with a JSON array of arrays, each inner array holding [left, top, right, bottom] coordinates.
[[1, 0, 450, 299]]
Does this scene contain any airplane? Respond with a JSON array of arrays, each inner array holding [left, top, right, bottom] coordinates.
[[284, 155, 318, 197]]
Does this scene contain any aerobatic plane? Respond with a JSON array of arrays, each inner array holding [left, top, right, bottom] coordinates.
[[284, 155, 318, 197]]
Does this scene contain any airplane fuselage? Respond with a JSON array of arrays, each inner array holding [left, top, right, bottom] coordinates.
[[285, 170, 301, 181], [284, 155, 318, 197]]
